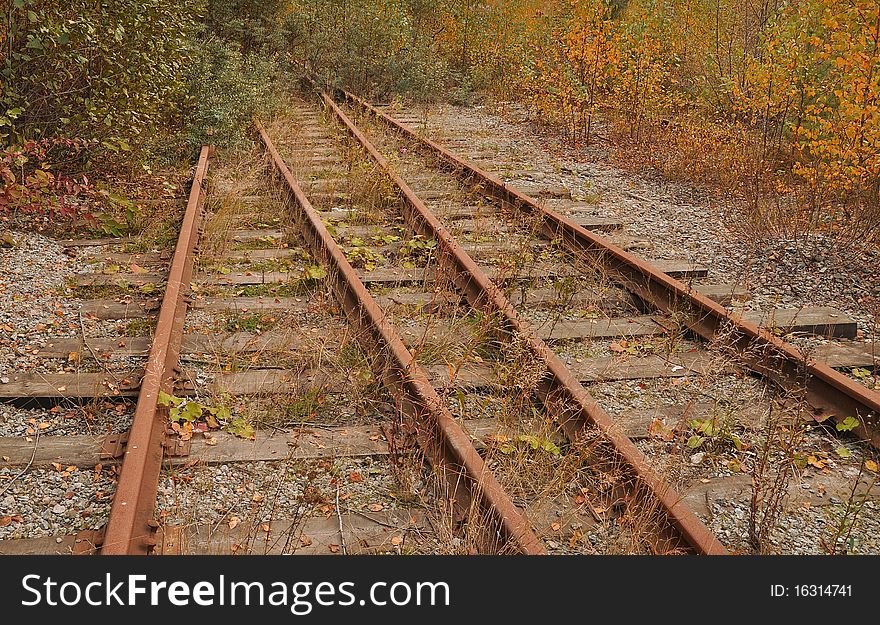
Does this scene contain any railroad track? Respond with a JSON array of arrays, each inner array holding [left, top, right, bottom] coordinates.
[[1, 86, 877, 555]]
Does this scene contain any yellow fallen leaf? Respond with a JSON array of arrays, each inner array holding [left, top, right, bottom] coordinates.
[[866, 459, 878, 473], [807, 455, 826, 469]]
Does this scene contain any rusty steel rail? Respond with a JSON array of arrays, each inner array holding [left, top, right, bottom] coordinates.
[[101, 146, 212, 555], [255, 120, 545, 555], [341, 89, 880, 450], [321, 92, 727, 555]]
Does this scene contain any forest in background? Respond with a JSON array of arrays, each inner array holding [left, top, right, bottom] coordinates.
[[1, 0, 877, 241]]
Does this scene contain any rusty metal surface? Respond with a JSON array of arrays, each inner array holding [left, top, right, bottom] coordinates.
[[343, 90, 880, 450], [255, 120, 545, 555], [100, 146, 211, 555], [323, 93, 726, 555]]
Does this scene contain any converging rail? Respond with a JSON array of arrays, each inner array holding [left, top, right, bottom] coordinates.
[[338, 89, 880, 451]]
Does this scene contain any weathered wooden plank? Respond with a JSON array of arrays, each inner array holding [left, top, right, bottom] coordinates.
[[79, 296, 315, 320], [74, 273, 165, 287], [156, 511, 428, 555], [740, 306, 857, 339], [177, 369, 334, 396], [531, 315, 665, 341], [0, 435, 106, 467], [204, 248, 303, 262], [567, 214, 625, 230], [426, 352, 717, 388], [36, 331, 333, 359], [37, 337, 152, 358], [692, 283, 750, 305], [0, 425, 391, 468], [230, 229, 285, 242], [649, 260, 709, 279], [82, 251, 169, 266], [0, 367, 335, 402], [0, 536, 79, 555], [198, 270, 303, 286], [193, 296, 317, 313], [58, 237, 125, 247], [78, 299, 159, 320], [814, 342, 878, 368], [0, 511, 428, 555], [0, 372, 140, 400], [507, 286, 636, 311], [374, 290, 462, 311]]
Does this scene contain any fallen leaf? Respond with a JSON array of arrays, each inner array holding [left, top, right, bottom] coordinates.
[[551, 522, 561, 531], [252, 493, 265, 503], [609, 342, 625, 353], [38, 422, 50, 430], [390, 535, 403, 546], [0, 517, 11, 527], [328, 544, 340, 553], [129, 263, 148, 274], [261, 524, 270, 532], [369, 503, 384, 512], [205, 436, 218, 446], [348, 471, 363, 483], [575, 495, 585, 505], [228, 516, 241, 529], [300, 535, 313, 547], [51, 462, 63, 472], [866, 459, 878, 473]]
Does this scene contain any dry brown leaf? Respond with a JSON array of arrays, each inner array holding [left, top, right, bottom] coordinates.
[[328, 544, 340, 553], [551, 522, 561, 531], [228, 516, 241, 530], [390, 535, 403, 546], [300, 535, 313, 547], [348, 471, 363, 483], [252, 492, 265, 503], [369, 503, 384, 512]]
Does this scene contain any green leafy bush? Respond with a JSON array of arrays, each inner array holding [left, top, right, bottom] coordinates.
[[183, 43, 278, 151]]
